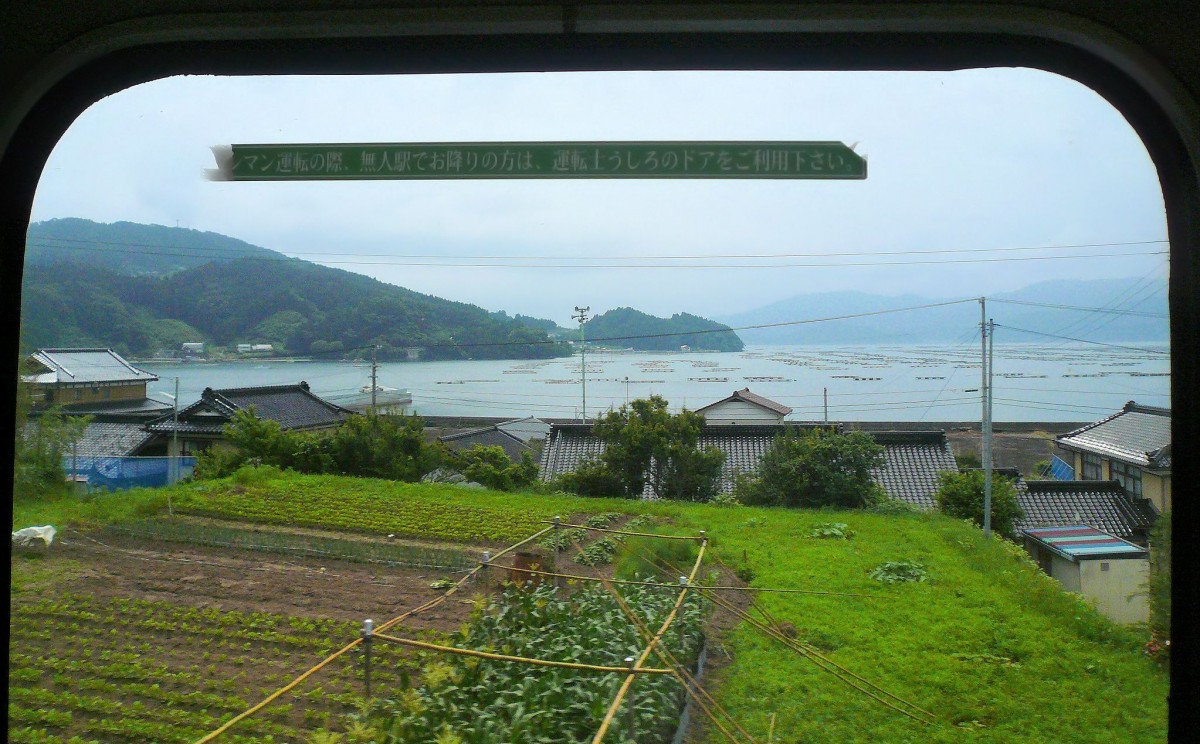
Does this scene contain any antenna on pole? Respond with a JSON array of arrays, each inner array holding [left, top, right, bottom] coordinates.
[[572, 306, 590, 422]]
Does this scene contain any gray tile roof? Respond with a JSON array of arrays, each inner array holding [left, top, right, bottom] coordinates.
[[694, 388, 793, 416], [72, 422, 156, 459], [1015, 479, 1160, 542], [146, 381, 353, 434], [1056, 401, 1171, 469], [496, 416, 552, 443], [539, 424, 956, 504], [62, 398, 174, 419], [25, 348, 158, 385], [439, 427, 533, 461], [869, 431, 960, 509]]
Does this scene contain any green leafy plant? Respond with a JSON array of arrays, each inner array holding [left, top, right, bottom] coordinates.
[[809, 522, 854, 539], [574, 537, 619, 566], [869, 560, 928, 584]]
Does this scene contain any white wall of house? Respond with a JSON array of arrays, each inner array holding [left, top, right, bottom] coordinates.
[[1080, 558, 1150, 625], [700, 400, 785, 425], [1046, 553, 1082, 593]]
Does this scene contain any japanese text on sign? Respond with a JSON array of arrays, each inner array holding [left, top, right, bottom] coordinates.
[[214, 142, 867, 180]]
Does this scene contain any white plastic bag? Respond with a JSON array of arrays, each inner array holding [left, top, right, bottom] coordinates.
[[12, 525, 56, 548]]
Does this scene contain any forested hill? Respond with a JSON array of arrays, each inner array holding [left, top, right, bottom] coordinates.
[[584, 308, 744, 352], [26, 218, 281, 276], [20, 221, 571, 361]]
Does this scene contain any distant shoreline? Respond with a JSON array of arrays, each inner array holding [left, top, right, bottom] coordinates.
[[132, 357, 318, 364]]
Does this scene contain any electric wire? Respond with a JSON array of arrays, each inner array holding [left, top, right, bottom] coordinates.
[[991, 324, 1169, 355], [26, 234, 1169, 262]]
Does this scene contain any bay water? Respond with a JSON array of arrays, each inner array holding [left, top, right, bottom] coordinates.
[[138, 342, 1170, 423]]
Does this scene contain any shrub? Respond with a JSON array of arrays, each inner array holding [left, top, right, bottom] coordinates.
[[734, 429, 886, 509], [1147, 510, 1171, 655], [452, 445, 537, 491], [935, 470, 1024, 539], [553, 457, 627, 498]]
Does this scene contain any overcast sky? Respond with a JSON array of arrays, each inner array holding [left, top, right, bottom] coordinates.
[[30, 68, 1168, 326]]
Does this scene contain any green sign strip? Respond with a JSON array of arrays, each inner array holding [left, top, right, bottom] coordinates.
[[218, 142, 866, 180]]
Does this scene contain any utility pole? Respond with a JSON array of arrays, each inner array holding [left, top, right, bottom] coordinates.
[[984, 319, 995, 538], [172, 377, 179, 487], [823, 387, 829, 423], [624, 375, 630, 405], [980, 299, 993, 538], [572, 306, 590, 422], [371, 344, 378, 415]]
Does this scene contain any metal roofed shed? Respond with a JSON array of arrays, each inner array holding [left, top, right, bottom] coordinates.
[[1022, 525, 1150, 624]]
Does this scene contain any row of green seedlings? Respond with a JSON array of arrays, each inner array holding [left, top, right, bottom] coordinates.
[[8, 594, 425, 742], [104, 518, 476, 572], [179, 485, 554, 544], [536, 513, 660, 567], [331, 580, 709, 743]]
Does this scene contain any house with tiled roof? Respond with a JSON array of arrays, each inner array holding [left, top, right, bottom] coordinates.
[[22, 348, 169, 415], [141, 381, 354, 457], [1021, 525, 1150, 624], [1014, 479, 1159, 545], [539, 421, 958, 504], [694, 388, 792, 425], [1056, 401, 1171, 512]]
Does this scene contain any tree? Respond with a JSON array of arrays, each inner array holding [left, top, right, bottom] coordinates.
[[326, 413, 442, 481], [591, 395, 725, 501], [453, 445, 538, 491], [934, 470, 1024, 539], [734, 429, 886, 508], [12, 379, 91, 499]]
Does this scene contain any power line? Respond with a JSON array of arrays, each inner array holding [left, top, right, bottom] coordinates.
[[991, 324, 1170, 356], [26, 234, 1169, 260], [1050, 263, 1166, 338], [25, 239, 1167, 269], [988, 298, 1166, 318]]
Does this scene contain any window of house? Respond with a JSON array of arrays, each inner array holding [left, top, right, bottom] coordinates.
[[1111, 460, 1143, 497], [1082, 453, 1103, 480]]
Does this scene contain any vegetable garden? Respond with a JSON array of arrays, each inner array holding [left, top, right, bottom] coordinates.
[[11, 470, 1169, 743]]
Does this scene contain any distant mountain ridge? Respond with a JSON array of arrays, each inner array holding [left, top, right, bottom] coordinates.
[[716, 279, 1169, 345]]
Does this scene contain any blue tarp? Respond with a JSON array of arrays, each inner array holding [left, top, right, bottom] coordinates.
[[65, 456, 196, 491], [1047, 455, 1075, 481]]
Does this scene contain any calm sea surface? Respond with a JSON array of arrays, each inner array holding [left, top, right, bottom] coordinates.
[[138, 343, 1171, 423]]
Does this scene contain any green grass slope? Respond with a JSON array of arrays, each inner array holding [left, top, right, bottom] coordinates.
[[13, 470, 1167, 743]]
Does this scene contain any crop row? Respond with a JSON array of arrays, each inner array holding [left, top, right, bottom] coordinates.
[[9, 592, 426, 742], [106, 518, 477, 572], [179, 484, 556, 542]]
